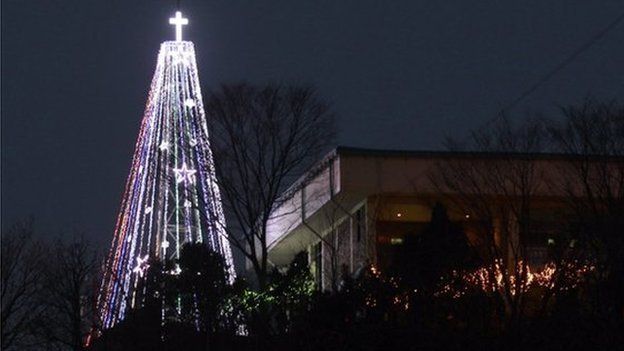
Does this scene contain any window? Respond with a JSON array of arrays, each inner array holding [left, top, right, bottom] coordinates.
[[390, 237, 404, 245]]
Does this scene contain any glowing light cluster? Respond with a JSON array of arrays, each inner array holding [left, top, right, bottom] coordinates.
[[97, 38, 235, 329], [361, 266, 409, 311], [435, 260, 595, 299]]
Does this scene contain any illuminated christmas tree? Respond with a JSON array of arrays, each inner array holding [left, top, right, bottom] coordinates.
[[97, 11, 235, 329]]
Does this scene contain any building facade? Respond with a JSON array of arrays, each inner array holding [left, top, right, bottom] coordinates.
[[266, 146, 588, 290]]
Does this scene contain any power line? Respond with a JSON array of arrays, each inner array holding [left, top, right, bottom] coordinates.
[[475, 9, 624, 133]]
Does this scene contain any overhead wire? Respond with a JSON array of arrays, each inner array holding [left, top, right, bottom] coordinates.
[[465, 9, 624, 139]]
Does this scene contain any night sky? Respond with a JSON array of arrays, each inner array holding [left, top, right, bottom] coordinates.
[[2, 0, 623, 248]]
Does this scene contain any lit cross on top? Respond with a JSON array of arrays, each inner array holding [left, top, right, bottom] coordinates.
[[169, 11, 188, 42]]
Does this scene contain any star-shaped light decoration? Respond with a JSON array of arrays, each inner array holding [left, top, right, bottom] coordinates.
[[173, 163, 197, 184], [189, 138, 198, 147], [159, 141, 170, 151], [132, 255, 150, 277], [183, 200, 192, 208]]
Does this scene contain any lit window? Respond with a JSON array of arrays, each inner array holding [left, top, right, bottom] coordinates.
[[390, 237, 403, 245]]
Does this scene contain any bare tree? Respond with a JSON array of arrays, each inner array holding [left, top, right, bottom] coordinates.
[[547, 99, 624, 318], [204, 83, 335, 289], [36, 236, 99, 351], [431, 118, 547, 327], [1, 220, 47, 350]]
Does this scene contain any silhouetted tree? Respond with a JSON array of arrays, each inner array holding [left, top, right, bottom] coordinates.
[[269, 251, 315, 334], [89, 243, 236, 350], [204, 83, 335, 289], [547, 99, 624, 322], [397, 203, 475, 292], [1, 219, 46, 350], [37, 236, 99, 351], [431, 117, 547, 328], [177, 243, 230, 336]]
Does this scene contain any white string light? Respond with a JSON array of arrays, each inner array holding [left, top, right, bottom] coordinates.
[[97, 12, 236, 330]]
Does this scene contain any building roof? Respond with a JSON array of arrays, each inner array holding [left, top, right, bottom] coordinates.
[[280, 145, 622, 203], [335, 145, 621, 161]]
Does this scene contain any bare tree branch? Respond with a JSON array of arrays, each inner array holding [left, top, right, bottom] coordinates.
[[203, 83, 335, 288], [1, 219, 47, 351]]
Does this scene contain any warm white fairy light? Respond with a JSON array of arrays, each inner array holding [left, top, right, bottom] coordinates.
[[435, 259, 596, 299]]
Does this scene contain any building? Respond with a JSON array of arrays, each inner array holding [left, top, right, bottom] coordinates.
[[266, 146, 591, 290]]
